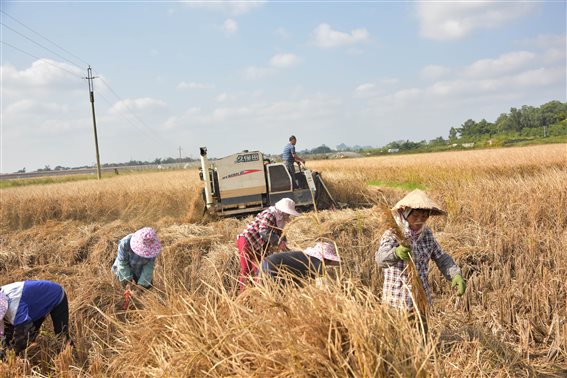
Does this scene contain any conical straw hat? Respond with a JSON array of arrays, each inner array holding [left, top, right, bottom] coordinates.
[[391, 189, 447, 216]]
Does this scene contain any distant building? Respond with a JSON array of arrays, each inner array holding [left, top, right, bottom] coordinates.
[[462, 143, 475, 148], [387, 148, 400, 153]]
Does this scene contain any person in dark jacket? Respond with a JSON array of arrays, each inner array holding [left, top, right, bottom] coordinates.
[[0, 280, 71, 358], [259, 242, 340, 286]]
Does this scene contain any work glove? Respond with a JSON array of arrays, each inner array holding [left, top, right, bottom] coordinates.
[[395, 245, 411, 261], [451, 274, 466, 296]]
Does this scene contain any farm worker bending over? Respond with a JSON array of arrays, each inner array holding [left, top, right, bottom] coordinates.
[[112, 227, 162, 290], [375, 190, 465, 333], [236, 198, 300, 291], [259, 242, 340, 287], [0, 280, 71, 358], [282, 135, 305, 189]]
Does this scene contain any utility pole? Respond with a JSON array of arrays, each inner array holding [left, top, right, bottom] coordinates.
[[178, 146, 183, 160], [83, 66, 102, 179]]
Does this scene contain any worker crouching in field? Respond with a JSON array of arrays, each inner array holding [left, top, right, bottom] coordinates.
[[112, 227, 162, 291], [375, 189, 466, 337], [236, 198, 300, 291], [0, 280, 72, 359], [259, 242, 340, 287]]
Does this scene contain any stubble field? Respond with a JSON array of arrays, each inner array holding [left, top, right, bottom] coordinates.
[[0, 144, 566, 377]]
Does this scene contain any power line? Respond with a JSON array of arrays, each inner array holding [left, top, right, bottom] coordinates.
[[0, 10, 90, 68], [1, 11, 178, 159], [1, 22, 84, 70], [0, 41, 81, 78], [94, 74, 178, 150]]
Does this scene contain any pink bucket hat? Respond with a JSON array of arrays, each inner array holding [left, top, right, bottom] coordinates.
[[304, 242, 340, 262], [0, 291, 7, 337], [0, 291, 8, 321], [130, 227, 161, 258], [275, 198, 300, 217]]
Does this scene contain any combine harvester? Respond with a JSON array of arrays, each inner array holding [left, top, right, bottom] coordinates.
[[199, 147, 337, 217]]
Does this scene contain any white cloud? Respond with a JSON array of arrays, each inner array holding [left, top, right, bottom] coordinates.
[[512, 67, 565, 88], [416, 2, 538, 41], [520, 34, 566, 65], [110, 98, 167, 114], [184, 1, 265, 16], [462, 51, 536, 78], [243, 66, 276, 80], [2, 59, 83, 89], [222, 18, 238, 34], [275, 27, 289, 39], [543, 48, 565, 64], [381, 77, 399, 85], [211, 95, 342, 123], [177, 81, 214, 90], [421, 66, 565, 99], [520, 34, 566, 50], [420, 65, 450, 80], [270, 53, 300, 69], [312, 23, 369, 48], [353, 83, 377, 99], [393, 88, 422, 101], [163, 94, 341, 128], [216, 93, 228, 102]]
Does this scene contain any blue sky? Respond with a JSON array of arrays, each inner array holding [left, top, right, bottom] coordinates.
[[1, 1, 565, 173]]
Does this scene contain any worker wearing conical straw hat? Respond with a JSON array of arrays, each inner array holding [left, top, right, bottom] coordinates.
[[375, 190, 465, 329]]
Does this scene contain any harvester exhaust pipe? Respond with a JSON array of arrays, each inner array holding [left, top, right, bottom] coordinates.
[[200, 147, 214, 208]]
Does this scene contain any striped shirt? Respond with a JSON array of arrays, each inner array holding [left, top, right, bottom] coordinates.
[[239, 207, 285, 254], [375, 228, 461, 311]]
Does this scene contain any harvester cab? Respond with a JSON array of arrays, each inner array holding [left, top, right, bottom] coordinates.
[[199, 147, 337, 217]]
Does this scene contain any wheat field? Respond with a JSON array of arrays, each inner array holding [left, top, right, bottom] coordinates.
[[0, 144, 566, 377]]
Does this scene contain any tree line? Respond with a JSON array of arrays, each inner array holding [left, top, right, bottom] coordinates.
[[382, 100, 567, 153]]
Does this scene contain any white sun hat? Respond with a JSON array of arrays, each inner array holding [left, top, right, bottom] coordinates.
[[391, 189, 447, 216], [275, 198, 300, 217], [304, 242, 340, 262]]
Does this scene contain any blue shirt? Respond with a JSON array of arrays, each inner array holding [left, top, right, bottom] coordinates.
[[282, 143, 296, 164], [1, 280, 64, 326], [111, 234, 156, 288]]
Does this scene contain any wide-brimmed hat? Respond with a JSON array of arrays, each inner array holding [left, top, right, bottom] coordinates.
[[304, 242, 340, 262], [275, 198, 300, 217], [0, 291, 8, 320], [130, 227, 161, 258], [391, 189, 447, 216]]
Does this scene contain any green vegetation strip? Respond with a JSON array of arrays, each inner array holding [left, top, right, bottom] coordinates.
[[368, 180, 426, 191], [0, 174, 101, 189]]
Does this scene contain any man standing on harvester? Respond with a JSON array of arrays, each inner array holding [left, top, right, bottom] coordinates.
[[282, 135, 305, 188]]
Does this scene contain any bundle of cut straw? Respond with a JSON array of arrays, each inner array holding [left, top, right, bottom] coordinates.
[[381, 206, 429, 320]]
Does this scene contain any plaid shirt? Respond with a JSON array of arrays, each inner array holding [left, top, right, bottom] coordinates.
[[375, 228, 460, 311], [239, 207, 285, 254], [111, 234, 156, 288]]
